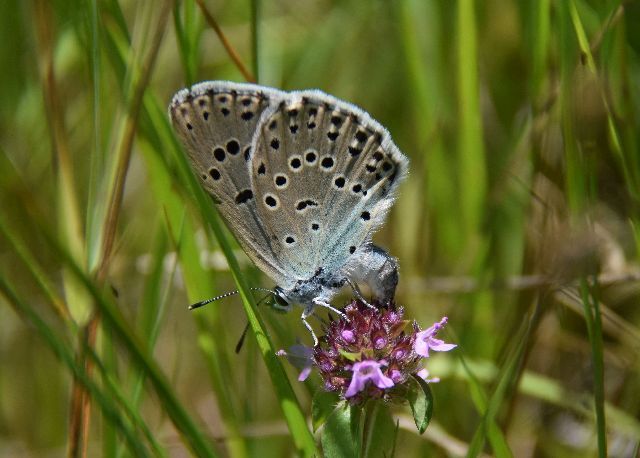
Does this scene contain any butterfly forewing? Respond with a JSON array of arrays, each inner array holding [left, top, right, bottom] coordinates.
[[249, 91, 408, 280], [169, 81, 292, 285]]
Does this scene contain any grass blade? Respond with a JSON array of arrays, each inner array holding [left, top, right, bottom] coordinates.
[[580, 278, 607, 458], [0, 279, 151, 458]]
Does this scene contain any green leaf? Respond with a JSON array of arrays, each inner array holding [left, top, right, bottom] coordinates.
[[312, 390, 341, 432], [321, 403, 362, 458], [407, 375, 433, 434], [338, 349, 362, 361]]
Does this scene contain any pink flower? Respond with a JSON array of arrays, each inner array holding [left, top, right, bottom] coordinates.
[[279, 300, 457, 404], [345, 360, 395, 398], [416, 368, 440, 383], [414, 317, 456, 358], [277, 344, 314, 381], [341, 329, 356, 343]]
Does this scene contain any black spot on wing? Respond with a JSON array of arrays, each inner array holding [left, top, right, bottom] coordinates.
[[235, 189, 253, 204], [327, 131, 339, 141], [296, 199, 318, 211], [226, 140, 240, 155], [214, 147, 226, 162]]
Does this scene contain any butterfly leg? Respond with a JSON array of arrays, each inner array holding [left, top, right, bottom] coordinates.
[[313, 298, 349, 321], [347, 245, 399, 305], [301, 307, 319, 346]]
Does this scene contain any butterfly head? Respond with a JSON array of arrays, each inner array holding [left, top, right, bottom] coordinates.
[[271, 286, 293, 313]]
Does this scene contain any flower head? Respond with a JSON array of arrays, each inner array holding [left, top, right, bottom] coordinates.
[[278, 300, 456, 405]]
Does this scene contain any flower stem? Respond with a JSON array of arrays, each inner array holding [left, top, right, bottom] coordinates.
[[361, 401, 380, 457]]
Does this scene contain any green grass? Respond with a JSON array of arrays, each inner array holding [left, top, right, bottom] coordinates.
[[1, 0, 640, 456]]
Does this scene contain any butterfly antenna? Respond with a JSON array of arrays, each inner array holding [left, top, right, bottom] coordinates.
[[188, 287, 277, 310], [250, 287, 278, 295], [188, 290, 239, 310]]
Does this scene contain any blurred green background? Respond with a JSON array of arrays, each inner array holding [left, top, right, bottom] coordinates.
[[1, 0, 639, 456]]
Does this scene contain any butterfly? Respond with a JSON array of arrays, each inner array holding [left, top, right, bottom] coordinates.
[[169, 81, 408, 344]]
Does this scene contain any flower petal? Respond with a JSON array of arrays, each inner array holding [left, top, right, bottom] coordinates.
[[417, 368, 440, 383], [413, 331, 432, 357], [374, 372, 395, 389], [298, 366, 312, 381], [414, 317, 456, 358], [416, 368, 429, 380], [341, 329, 355, 343], [345, 373, 366, 397], [278, 344, 315, 381], [345, 360, 395, 398], [429, 340, 457, 352]]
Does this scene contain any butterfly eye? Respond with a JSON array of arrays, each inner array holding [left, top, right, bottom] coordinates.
[[271, 294, 290, 313]]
